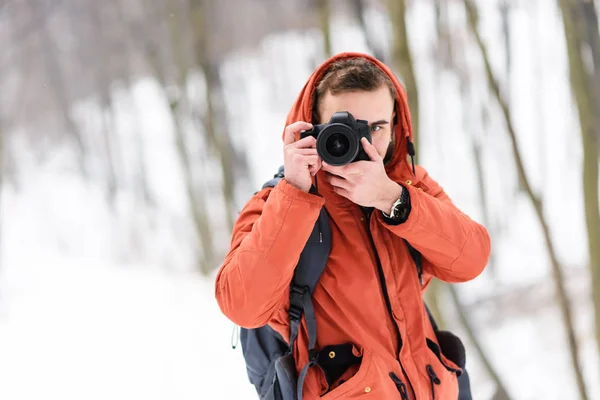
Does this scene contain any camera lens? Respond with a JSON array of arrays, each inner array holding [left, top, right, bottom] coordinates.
[[325, 133, 350, 158], [316, 123, 359, 166]]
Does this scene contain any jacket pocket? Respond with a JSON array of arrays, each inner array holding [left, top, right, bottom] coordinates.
[[319, 346, 372, 399], [320, 349, 407, 399], [316, 343, 363, 390], [424, 338, 461, 400], [426, 338, 462, 375]]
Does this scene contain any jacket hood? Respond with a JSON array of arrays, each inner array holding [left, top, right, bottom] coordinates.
[[282, 52, 416, 186]]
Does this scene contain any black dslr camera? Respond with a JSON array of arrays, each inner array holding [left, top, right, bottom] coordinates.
[[300, 111, 372, 166]]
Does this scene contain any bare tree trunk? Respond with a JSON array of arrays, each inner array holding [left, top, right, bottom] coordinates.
[[350, 0, 385, 61], [0, 120, 3, 263], [449, 286, 512, 399], [457, 65, 505, 394], [171, 101, 213, 275], [456, 72, 499, 278], [387, 0, 420, 154], [130, 0, 215, 275], [31, 0, 87, 175], [559, 0, 600, 371], [433, 3, 506, 391], [434, 0, 454, 69], [434, 0, 442, 40], [316, 0, 332, 58], [499, 0, 511, 86], [168, 0, 215, 275], [469, 126, 498, 277], [465, 1, 589, 398], [526, 1, 549, 203], [99, 110, 118, 203], [417, 0, 447, 334], [122, 72, 153, 207], [458, 68, 498, 277], [578, 0, 600, 150], [89, 2, 121, 205], [112, 0, 155, 207], [112, 0, 153, 207], [190, 0, 240, 235], [128, 93, 154, 207]]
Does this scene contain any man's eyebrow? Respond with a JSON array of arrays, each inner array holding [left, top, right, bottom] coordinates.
[[369, 119, 390, 125]]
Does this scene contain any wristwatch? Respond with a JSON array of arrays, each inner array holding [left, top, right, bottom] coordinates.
[[382, 187, 410, 222]]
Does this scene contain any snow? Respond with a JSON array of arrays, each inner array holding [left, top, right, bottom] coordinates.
[[0, 254, 255, 400], [1, 0, 599, 399]]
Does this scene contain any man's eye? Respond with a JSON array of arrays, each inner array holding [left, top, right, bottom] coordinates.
[[371, 125, 382, 132]]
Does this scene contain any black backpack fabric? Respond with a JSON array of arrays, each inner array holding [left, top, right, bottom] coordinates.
[[237, 166, 472, 399]]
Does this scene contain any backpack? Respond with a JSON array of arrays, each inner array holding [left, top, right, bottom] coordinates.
[[236, 165, 472, 400]]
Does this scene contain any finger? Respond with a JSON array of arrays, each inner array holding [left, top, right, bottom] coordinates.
[[322, 162, 346, 176], [309, 157, 323, 176], [283, 121, 313, 146], [305, 156, 322, 177], [292, 153, 319, 168], [345, 161, 369, 175], [361, 137, 381, 162], [326, 164, 357, 180], [327, 175, 351, 190], [298, 154, 319, 169], [332, 186, 351, 199], [295, 148, 319, 156], [338, 163, 361, 176], [290, 135, 317, 149]]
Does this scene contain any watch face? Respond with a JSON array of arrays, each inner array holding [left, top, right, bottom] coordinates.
[[392, 200, 403, 219]]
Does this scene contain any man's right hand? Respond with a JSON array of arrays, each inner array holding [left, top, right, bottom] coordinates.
[[283, 121, 322, 193]]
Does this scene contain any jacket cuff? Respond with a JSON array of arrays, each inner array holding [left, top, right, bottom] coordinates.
[[277, 178, 325, 205]]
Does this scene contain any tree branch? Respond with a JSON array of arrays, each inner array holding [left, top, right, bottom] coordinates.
[[465, 1, 588, 398]]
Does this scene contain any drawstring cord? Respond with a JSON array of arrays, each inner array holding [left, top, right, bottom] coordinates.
[[406, 137, 416, 177], [426, 365, 441, 399]]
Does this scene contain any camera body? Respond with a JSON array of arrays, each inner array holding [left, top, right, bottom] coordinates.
[[300, 111, 372, 166]]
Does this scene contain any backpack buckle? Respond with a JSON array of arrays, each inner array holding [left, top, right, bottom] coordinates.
[[288, 285, 309, 321], [289, 305, 303, 321]]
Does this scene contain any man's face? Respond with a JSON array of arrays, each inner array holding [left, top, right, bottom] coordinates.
[[319, 85, 396, 164]]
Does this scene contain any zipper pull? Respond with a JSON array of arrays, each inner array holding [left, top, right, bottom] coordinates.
[[231, 324, 240, 349]]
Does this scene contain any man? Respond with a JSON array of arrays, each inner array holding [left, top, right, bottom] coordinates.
[[215, 52, 490, 399]]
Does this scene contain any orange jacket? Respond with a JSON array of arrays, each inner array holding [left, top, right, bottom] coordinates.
[[216, 53, 490, 399]]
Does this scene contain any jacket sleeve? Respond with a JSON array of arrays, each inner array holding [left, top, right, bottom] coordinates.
[[215, 179, 326, 328], [377, 166, 490, 283]]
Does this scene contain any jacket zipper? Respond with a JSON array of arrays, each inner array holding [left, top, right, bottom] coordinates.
[[362, 207, 415, 398], [426, 365, 441, 399]]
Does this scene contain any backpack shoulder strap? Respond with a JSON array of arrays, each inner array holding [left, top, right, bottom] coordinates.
[[261, 165, 332, 399], [261, 165, 330, 350], [288, 208, 330, 349], [262, 165, 285, 189], [291, 208, 331, 398]]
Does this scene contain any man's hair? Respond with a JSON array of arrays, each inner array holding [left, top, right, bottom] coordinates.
[[312, 58, 397, 124]]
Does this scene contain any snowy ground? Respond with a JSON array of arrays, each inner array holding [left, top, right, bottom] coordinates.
[[0, 253, 255, 400], [1, 0, 599, 399], [0, 251, 597, 400]]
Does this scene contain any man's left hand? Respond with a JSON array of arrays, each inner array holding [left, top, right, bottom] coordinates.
[[322, 137, 403, 213]]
